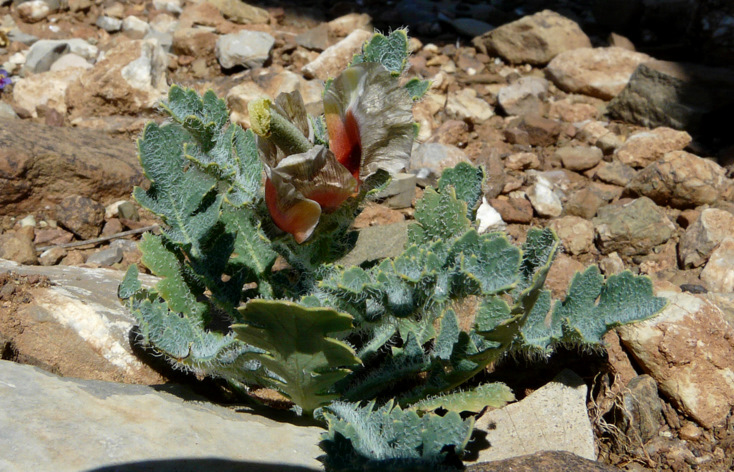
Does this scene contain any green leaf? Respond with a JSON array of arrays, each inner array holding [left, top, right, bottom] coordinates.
[[404, 78, 431, 101], [410, 382, 515, 413], [408, 187, 471, 246], [452, 230, 521, 295], [319, 400, 473, 471], [233, 299, 362, 415], [118, 264, 142, 299], [350, 29, 411, 75], [438, 162, 484, 221]]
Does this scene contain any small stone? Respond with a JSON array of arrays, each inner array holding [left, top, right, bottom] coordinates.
[[23, 39, 99, 75], [618, 291, 734, 429], [122, 16, 150, 40], [625, 151, 728, 209], [17, 0, 53, 23], [476, 198, 505, 233], [473, 10, 591, 65], [545, 254, 586, 298], [302, 29, 373, 81], [0, 232, 38, 265], [679, 209, 734, 268], [19, 215, 36, 228], [39, 247, 67, 266], [592, 197, 675, 256], [526, 176, 562, 217], [101, 218, 123, 236], [206, 0, 269, 24], [216, 30, 274, 69], [327, 13, 372, 37], [85, 247, 124, 267], [34, 228, 74, 246], [548, 216, 594, 255], [564, 188, 604, 219], [556, 145, 602, 171], [446, 88, 493, 123], [295, 23, 330, 51], [545, 47, 651, 100], [615, 127, 692, 169], [55, 195, 105, 240], [12, 69, 84, 118], [608, 33, 636, 51], [679, 423, 703, 441], [517, 114, 561, 147], [172, 28, 218, 57], [615, 375, 664, 443], [117, 201, 140, 221], [372, 173, 416, 209], [489, 197, 533, 224], [595, 132, 623, 155], [599, 252, 625, 275], [408, 143, 471, 186], [505, 152, 540, 171], [153, 0, 182, 14], [497, 76, 549, 116], [701, 237, 734, 293], [594, 161, 637, 186], [50, 53, 92, 72]]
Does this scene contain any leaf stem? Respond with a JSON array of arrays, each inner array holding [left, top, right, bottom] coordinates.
[[249, 98, 312, 156]]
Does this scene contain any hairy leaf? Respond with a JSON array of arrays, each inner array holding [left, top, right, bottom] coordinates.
[[439, 162, 484, 221], [410, 382, 515, 413], [351, 29, 410, 75], [404, 78, 431, 101]]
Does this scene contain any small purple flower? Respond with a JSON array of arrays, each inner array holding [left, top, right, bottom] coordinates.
[[0, 69, 12, 90]]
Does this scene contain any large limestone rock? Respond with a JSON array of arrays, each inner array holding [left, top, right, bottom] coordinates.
[[65, 39, 168, 118], [592, 197, 675, 256], [614, 127, 692, 169], [545, 47, 652, 100], [12, 68, 84, 118], [0, 118, 144, 215], [678, 208, 734, 268], [618, 292, 734, 428], [0, 360, 323, 471], [473, 10, 591, 66]]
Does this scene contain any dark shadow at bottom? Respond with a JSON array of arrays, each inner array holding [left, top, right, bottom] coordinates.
[[86, 458, 321, 472]]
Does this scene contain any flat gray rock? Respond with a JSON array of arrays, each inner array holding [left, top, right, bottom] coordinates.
[[0, 360, 323, 472]]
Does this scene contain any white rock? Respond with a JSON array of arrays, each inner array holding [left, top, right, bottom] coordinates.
[[701, 237, 734, 293], [472, 370, 596, 463], [526, 175, 563, 217], [497, 76, 549, 116], [24, 39, 99, 74], [19, 215, 36, 227], [446, 88, 494, 123], [120, 40, 168, 94], [12, 68, 84, 117], [152, 0, 182, 14], [149, 12, 179, 34], [122, 15, 151, 40], [95, 15, 122, 32], [477, 197, 505, 233], [216, 30, 275, 69], [17, 0, 52, 23], [49, 53, 92, 71], [679, 208, 734, 268]]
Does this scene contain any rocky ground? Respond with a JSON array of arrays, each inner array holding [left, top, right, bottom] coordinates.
[[1, 0, 734, 471]]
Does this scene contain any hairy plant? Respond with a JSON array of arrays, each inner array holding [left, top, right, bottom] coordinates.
[[119, 29, 666, 470]]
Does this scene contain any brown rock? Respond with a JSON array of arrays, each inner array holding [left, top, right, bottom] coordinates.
[[625, 150, 728, 208], [545, 254, 585, 298], [504, 152, 540, 171], [171, 27, 218, 57], [12, 69, 84, 118], [556, 145, 603, 171], [618, 291, 734, 428], [615, 127, 692, 168], [548, 216, 594, 255], [55, 195, 105, 240], [548, 97, 600, 123], [603, 330, 637, 386], [565, 188, 604, 219], [302, 29, 373, 81], [545, 47, 652, 100], [34, 228, 74, 246], [427, 120, 470, 147], [38, 247, 67, 266], [594, 161, 637, 187], [327, 13, 372, 37], [295, 23, 331, 51], [678, 208, 734, 268], [205, 0, 269, 24], [0, 118, 143, 216], [489, 197, 533, 224], [0, 232, 38, 265], [473, 10, 591, 66], [516, 114, 561, 147], [466, 451, 619, 472], [352, 203, 405, 229]]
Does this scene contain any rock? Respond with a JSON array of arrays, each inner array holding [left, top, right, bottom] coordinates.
[[96, 14, 122, 32], [544, 254, 585, 298], [497, 76, 549, 116], [593, 197, 675, 256], [517, 114, 561, 147], [678, 423, 703, 441], [615, 375, 665, 443], [372, 173, 416, 209], [608, 60, 734, 139], [302, 29, 372, 81], [489, 197, 533, 224], [328, 13, 372, 37], [701, 237, 734, 293], [556, 145, 603, 171], [0, 118, 143, 215], [679, 209, 734, 268], [352, 203, 405, 229], [473, 369, 596, 462], [54, 195, 105, 240], [625, 151, 728, 208], [446, 88, 493, 123], [0, 259, 166, 384], [615, 127, 692, 169], [466, 451, 619, 472], [11, 68, 83, 118], [216, 30, 275, 70], [34, 228, 74, 246], [565, 188, 605, 219], [473, 10, 591, 66], [526, 176, 562, 217], [172, 27, 218, 58], [608, 32, 636, 51], [0, 103, 18, 120], [595, 161, 637, 187], [548, 97, 601, 123], [24, 38, 98, 74], [152, 0, 182, 14], [0, 232, 37, 265], [206, 0, 269, 24], [0, 360, 323, 471], [295, 23, 331, 51], [599, 252, 625, 275], [65, 40, 168, 118], [617, 291, 734, 428], [338, 221, 410, 267], [122, 15, 150, 39], [545, 47, 652, 100], [38, 247, 66, 266], [505, 151, 540, 171], [50, 53, 92, 72], [85, 247, 124, 267], [408, 142, 471, 186], [476, 197, 505, 233], [17, 0, 53, 23], [548, 216, 594, 255]]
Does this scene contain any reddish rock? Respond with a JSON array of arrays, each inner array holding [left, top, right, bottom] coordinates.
[[55, 195, 105, 240], [0, 232, 38, 265], [34, 228, 74, 246], [544, 254, 585, 298], [489, 197, 533, 224], [515, 114, 561, 147], [556, 145, 603, 171], [548, 216, 594, 255], [172, 28, 218, 58], [564, 188, 604, 219]]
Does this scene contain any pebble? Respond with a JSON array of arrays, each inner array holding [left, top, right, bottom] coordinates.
[[526, 175, 563, 218], [216, 30, 275, 69]]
